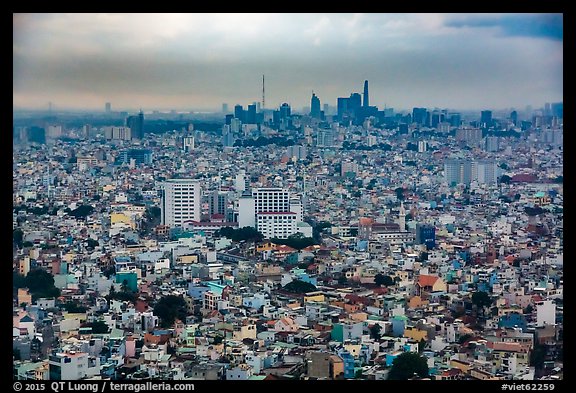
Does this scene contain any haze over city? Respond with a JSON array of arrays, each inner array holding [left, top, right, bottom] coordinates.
[[13, 13, 563, 113]]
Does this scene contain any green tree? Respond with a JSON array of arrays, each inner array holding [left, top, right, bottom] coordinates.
[[388, 352, 429, 380], [153, 295, 188, 328], [271, 233, 316, 250], [63, 301, 87, 313], [13, 271, 27, 290], [374, 273, 394, 287], [471, 291, 492, 317], [499, 175, 512, 184], [25, 268, 61, 300], [13, 228, 24, 249], [282, 279, 317, 294], [369, 323, 382, 340], [86, 320, 110, 334]]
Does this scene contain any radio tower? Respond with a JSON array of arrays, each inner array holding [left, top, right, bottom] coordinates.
[[262, 74, 265, 110]]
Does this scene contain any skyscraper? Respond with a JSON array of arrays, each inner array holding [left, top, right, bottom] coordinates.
[[444, 158, 472, 185], [481, 110, 493, 127], [234, 104, 244, 122], [310, 93, 321, 119], [161, 179, 202, 227], [105, 102, 111, 113], [363, 80, 369, 107], [126, 111, 144, 140]]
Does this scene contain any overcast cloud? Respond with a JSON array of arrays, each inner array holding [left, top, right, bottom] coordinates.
[[13, 13, 563, 113]]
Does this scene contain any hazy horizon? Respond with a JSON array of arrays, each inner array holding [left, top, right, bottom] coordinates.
[[14, 13, 563, 113]]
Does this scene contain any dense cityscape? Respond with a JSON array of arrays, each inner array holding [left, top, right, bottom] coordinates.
[[12, 82, 563, 382]]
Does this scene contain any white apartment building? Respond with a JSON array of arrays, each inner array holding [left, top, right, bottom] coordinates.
[[161, 179, 201, 228]]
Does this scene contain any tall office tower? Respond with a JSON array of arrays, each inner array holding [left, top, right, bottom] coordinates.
[[210, 191, 228, 217], [481, 110, 493, 127], [230, 118, 242, 133], [363, 80, 369, 107], [126, 111, 144, 140], [279, 103, 291, 119], [412, 107, 427, 125], [222, 103, 229, 113], [551, 102, 563, 119], [349, 93, 362, 118], [105, 102, 111, 113], [544, 103, 552, 116], [449, 112, 462, 127], [510, 110, 518, 126], [161, 179, 202, 227], [337, 97, 349, 120], [310, 93, 321, 119], [246, 104, 257, 124], [444, 158, 472, 185], [234, 104, 244, 122], [221, 125, 235, 147]]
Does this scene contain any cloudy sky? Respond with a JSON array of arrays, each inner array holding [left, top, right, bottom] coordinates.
[[13, 13, 563, 113]]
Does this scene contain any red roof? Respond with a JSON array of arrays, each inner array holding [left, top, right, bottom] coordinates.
[[418, 274, 440, 287]]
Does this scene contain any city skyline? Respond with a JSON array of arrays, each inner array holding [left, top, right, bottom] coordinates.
[[14, 13, 563, 112]]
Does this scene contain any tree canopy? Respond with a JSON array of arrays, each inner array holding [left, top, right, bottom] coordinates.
[[282, 279, 317, 294], [19, 268, 61, 300], [153, 295, 188, 328], [471, 291, 493, 315], [215, 226, 264, 243], [388, 352, 429, 380], [271, 233, 316, 250], [374, 273, 395, 287]]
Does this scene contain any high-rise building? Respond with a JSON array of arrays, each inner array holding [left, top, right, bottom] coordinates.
[[337, 97, 349, 121], [222, 103, 229, 113], [444, 158, 472, 185], [247, 104, 257, 124], [363, 80, 369, 107], [161, 179, 202, 227], [485, 136, 499, 152], [474, 160, 498, 184], [126, 111, 144, 140], [317, 129, 336, 147], [349, 93, 362, 119], [286, 145, 307, 160], [210, 191, 228, 217], [416, 223, 436, 249], [310, 93, 321, 119], [551, 102, 563, 119], [238, 188, 300, 239], [412, 107, 427, 125], [116, 149, 153, 166], [279, 103, 291, 119], [234, 104, 244, 122], [235, 170, 250, 193], [105, 102, 111, 113], [481, 110, 493, 127], [510, 110, 518, 126]]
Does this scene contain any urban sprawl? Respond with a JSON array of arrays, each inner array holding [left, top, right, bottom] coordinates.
[[13, 84, 563, 381]]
